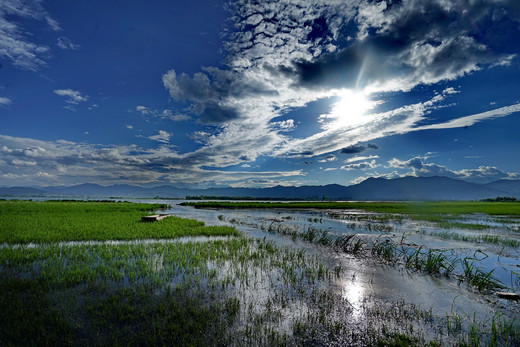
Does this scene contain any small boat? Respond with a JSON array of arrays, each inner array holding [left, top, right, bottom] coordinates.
[[141, 214, 172, 222]]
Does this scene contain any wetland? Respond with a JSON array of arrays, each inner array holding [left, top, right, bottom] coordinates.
[[1, 199, 520, 345]]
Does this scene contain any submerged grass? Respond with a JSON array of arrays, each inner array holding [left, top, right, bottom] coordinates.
[[432, 230, 520, 247], [0, 200, 238, 243], [254, 215, 507, 292], [2, 235, 459, 346]]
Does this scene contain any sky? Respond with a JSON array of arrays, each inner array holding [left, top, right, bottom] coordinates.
[[1, 0, 520, 188]]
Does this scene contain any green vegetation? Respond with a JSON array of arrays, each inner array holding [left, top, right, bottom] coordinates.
[[1, 200, 519, 345], [432, 230, 520, 247], [182, 200, 520, 216], [185, 195, 303, 201], [481, 197, 518, 202], [0, 200, 238, 243], [0, 238, 314, 345], [259, 217, 506, 292], [3, 238, 516, 346]]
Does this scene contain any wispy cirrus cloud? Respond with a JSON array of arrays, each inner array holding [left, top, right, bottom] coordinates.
[[344, 155, 379, 164], [54, 89, 89, 104], [135, 106, 190, 122], [0, 0, 60, 70], [412, 103, 520, 131], [57, 37, 80, 50], [318, 154, 336, 163]]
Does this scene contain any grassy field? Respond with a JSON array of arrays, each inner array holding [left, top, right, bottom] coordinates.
[[0, 200, 238, 243], [1, 200, 519, 345], [182, 200, 520, 216]]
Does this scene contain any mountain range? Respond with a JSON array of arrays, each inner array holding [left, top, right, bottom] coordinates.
[[2, 176, 520, 201]]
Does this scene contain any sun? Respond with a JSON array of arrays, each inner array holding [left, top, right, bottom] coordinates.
[[322, 90, 375, 129]]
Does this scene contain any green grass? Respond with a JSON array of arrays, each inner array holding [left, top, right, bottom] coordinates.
[[433, 230, 520, 247], [0, 200, 238, 243], [182, 201, 520, 216], [0, 238, 333, 345], [1, 200, 518, 345]]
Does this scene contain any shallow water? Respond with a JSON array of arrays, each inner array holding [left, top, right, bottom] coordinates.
[[153, 201, 520, 323]]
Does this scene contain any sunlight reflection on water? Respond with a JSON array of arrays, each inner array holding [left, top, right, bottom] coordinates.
[[342, 276, 365, 319]]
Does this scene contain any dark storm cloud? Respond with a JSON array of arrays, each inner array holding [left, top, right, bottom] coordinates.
[[340, 143, 378, 154]]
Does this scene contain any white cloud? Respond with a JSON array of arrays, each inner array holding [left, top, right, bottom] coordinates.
[[148, 130, 171, 144], [341, 160, 379, 171], [412, 103, 520, 131], [168, 114, 191, 122], [318, 154, 336, 163], [270, 119, 295, 132], [11, 159, 37, 166], [54, 89, 89, 105], [136, 105, 150, 114], [0, 97, 12, 106], [387, 156, 515, 183], [351, 171, 402, 184], [158, 0, 520, 175], [344, 155, 379, 163]]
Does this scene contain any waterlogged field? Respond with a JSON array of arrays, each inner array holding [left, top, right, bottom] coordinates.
[[179, 201, 520, 343], [1, 200, 520, 345], [186, 201, 520, 288]]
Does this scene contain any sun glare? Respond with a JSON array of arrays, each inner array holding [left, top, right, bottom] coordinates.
[[322, 91, 375, 129]]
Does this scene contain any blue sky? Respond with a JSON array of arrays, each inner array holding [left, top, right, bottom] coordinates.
[[1, 0, 520, 188]]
